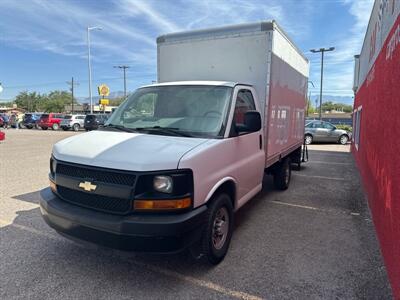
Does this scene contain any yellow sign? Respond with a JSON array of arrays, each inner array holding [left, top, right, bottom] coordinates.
[[100, 99, 109, 105], [98, 84, 110, 96]]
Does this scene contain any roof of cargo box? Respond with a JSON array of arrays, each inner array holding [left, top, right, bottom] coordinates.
[[157, 20, 307, 62], [141, 81, 244, 88]]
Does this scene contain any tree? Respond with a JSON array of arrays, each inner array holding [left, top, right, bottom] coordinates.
[[41, 91, 74, 112], [14, 91, 44, 111], [13, 90, 76, 112]]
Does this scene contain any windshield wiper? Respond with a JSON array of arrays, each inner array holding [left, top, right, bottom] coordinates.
[[102, 124, 138, 133], [134, 126, 193, 137]]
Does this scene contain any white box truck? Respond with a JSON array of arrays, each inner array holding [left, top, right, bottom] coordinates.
[[40, 21, 309, 264]]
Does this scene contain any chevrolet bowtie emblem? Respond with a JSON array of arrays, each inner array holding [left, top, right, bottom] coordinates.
[[79, 181, 97, 192]]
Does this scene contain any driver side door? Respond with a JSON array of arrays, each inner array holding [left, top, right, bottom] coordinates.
[[225, 86, 265, 208]]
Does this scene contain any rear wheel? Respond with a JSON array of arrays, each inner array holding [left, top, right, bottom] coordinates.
[[273, 158, 292, 190], [339, 135, 348, 145], [201, 193, 234, 265], [52, 123, 59, 130], [72, 123, 80, 131], [304, 134, 313, 145]]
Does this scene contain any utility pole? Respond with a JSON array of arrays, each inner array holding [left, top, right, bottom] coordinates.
[[66, 77, 79, 114], [310, 47, 335, 120], [113, 65, 130, 99]]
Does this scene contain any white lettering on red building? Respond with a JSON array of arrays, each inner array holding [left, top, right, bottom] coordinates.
[[386, 24, 400, 60]]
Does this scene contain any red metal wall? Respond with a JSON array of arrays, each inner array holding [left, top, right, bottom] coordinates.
[[353, 14, 400, 298]]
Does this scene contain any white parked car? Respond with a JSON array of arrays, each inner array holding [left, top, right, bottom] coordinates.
[[60, 115, 85, 131], [40, 21, 309, 264]]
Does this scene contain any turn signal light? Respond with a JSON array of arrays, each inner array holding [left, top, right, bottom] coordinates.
[[134, 198, 191, 210], [50, 180, 57, 193]]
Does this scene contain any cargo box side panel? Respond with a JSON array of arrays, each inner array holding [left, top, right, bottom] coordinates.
[[158, 33, 269, 118], [266, 30, 309, 166]]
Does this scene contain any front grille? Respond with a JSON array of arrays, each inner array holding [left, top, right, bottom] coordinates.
[[57, 186, 132, 214], [56, 163, 136, 186]]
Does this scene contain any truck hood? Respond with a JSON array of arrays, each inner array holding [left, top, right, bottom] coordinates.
[[52, 130, 209, 171]]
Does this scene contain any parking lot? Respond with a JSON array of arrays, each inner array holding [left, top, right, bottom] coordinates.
[[0, 129, 392, 299]]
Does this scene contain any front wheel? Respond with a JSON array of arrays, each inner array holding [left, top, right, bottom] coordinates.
[[201, 193, 234, 265], [52, 123, 59, 130], [339, 135, 348, 145]]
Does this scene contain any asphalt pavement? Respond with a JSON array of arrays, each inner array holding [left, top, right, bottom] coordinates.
[[0, 129, 392, 299]]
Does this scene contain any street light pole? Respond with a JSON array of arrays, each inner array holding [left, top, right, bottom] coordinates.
[[310, 47, 335, 120], [113, 65, 130, 99], [87, 26, 102, 114]]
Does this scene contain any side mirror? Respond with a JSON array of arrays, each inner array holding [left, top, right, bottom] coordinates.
[[237, 111, 261, 133]]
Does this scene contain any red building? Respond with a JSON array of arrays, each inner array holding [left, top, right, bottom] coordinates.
[[353, 0, 400, 297]]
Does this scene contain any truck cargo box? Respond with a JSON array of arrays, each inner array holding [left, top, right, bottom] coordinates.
[[157, 21, 309, 167]]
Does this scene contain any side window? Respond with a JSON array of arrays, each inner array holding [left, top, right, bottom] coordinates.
[[312, 121, 322, 128], [323, 123, 334, 130], [233, 90, 256, 125]]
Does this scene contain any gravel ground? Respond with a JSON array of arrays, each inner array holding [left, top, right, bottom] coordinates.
[[0, 129, 392, 299]]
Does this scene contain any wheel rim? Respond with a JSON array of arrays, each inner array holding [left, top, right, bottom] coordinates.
[[73, 124, 79, 131], [305, 136, 312, 144], [53, 124, 59, 130], [340, 136, 347, 144], [212, 207, 229, 250]]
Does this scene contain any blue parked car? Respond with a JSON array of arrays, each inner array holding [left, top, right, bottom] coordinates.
[[23, 113, 42, 129]]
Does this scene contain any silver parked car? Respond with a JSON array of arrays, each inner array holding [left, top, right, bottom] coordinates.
[[304, 120, 352, 145], [60, 115, 85, 131]]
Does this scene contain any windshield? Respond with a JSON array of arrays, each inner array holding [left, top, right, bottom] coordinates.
[[105, 85, 232, 138]]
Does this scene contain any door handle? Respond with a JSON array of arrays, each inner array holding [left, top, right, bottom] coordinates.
[[259, 135, 262, 149]]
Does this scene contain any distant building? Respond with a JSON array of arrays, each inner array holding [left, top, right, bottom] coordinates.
[[64, 104, 118, 114], [353, 1, 400, 297], [0, 106, 25, 114]]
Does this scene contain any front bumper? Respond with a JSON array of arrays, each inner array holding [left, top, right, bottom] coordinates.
[[40, 187, 207, 252]]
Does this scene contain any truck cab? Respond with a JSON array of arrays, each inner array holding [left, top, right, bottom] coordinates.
[[41, 81, 265, 264]]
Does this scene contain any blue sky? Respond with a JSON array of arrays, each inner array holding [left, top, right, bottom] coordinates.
[[0, 0, 374, 102]]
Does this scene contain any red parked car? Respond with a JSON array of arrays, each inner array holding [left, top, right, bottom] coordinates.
[[38, 113, 67, 130]]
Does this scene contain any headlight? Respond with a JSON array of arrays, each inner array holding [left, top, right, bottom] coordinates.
[[153, 175, 173, 193]]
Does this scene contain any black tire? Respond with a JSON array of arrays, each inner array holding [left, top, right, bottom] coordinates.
[[273, 158, 292, 190], [52, 123, 59, 130], [72, 123, 80, 132], [201, 193, 234, 265], [26, 125, 32, 129], [304, 134, 313, 145], [41, 127, 48, 130], [339, 134, 348, 145]]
